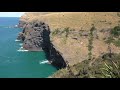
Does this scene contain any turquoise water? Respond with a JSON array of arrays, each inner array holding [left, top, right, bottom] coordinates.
[[0, 17, 57, 78]]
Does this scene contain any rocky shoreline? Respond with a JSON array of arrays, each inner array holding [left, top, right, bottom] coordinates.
[[17, 19, 66, 69]]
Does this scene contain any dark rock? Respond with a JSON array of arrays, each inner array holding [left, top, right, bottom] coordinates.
[[18, 21, 51, 51], [46, 44, 66, 69], [72, 37, 78, 40], [17, 32, 25, 41], [17, 19, 66, 69]]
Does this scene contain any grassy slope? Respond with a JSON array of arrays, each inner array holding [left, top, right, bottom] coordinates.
[[21, 12, 120, 78], [22, 12, 120, 30], [21, 12, 120, 65], [21, 12, 119, 30]]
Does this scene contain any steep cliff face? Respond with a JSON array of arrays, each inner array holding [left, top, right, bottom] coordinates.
[[17, 19, 66, 69], [17, 20, 50, 51]]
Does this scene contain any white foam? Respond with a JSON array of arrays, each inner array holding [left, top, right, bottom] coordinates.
[[17, 49, 29, 52], [15, 39, 21, 42], [19, 43, 23, 46], [39, 60, 49, 64], [17, 47, 29, 52], [20, 47, 23, 49]]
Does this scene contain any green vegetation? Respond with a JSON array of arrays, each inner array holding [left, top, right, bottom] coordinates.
[[64, 27, 70, 38], [111, 25, 120, 38], [101, 61, 120, 78], [105, 25, 120, 47], [52, 27, 71, 37], [51, 27, 72, 44], [51, 53, 120, 78], [113, 40, 120, 47], [51, 28, 61, 36], [62, 27, 71, 44], [88, 25, 95, 60]]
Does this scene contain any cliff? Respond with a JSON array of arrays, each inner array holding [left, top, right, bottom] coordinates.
[[17, 20, 50, 51], [17, 12, 120, 77], [17, 18, 66, 69]]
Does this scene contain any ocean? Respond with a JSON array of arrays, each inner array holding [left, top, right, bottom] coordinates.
[[0, 17, 57, 78]]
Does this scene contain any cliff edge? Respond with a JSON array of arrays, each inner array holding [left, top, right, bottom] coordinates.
[[17, 12, 120, 77]]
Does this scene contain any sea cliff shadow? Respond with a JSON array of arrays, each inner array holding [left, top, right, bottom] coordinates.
[[42, 29, 66, 70]]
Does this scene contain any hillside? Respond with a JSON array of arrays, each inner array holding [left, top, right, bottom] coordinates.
[[20, 12, 120, 30], [19, 12, 120, 78]]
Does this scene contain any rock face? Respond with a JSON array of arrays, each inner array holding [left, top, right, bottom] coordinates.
[[17, 19, 66, 69], [17, 21, 50, 51], [46, 44, 66, 69], [18, 19, 27, 28], [17, 32, 25, 41]]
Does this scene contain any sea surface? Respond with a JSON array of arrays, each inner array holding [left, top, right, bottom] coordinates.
[[0, 17, 57, 78]]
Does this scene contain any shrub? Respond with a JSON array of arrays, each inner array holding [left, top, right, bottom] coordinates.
[[111, 26, 120, 37], [101, 61, 120, 78], [62, 27, 71, 44], [113, 40, 120, 47], [52, 28, 60, 36], [88, 26, 95, 60], [64, 27, 70, 38]]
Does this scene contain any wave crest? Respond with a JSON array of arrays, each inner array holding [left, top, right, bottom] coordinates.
[[19, 43, 23, 46], [39, 60, 49, 64], [15, 39, 21, 42], [17, 47, 29, 52]]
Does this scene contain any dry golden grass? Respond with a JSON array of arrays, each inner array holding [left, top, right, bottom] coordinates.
[[22, 12, 120, 31], [51, 35, 89, 65]]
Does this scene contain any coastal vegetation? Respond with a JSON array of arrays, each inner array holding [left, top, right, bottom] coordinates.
[[105, 25, 120, 47], [52, 53, 120, 78]]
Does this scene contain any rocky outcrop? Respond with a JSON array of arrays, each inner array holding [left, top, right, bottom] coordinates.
[[17, 19, 66, 69], [17, 32, 25, 41], [17, 21, 50, 51], [18, 19, 27, 28]]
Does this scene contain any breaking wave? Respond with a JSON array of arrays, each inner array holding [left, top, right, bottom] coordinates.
[[17, 47, 29, 52], [39, 60, 49, 64], [15, 39, 21, 42], [19, 43, 23, 46]]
